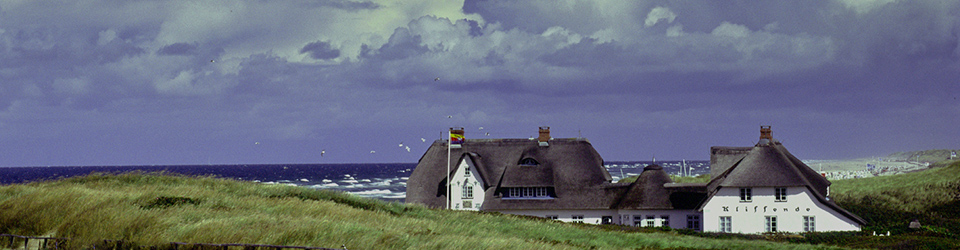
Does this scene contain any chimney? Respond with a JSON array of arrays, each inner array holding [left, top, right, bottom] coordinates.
[[760, 126, 772, 140], [758, 125, 773, 145], [538, 126, 550, 146]]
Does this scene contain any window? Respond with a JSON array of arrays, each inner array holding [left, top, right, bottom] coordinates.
[[633, 215, 643, 227], [775, 187, 787, 202], [572, 215, 584, 223], [686, 215, 701, 231], [740, 188, 752, 202], [602, 216, 613, 225], [519, 158, 540, 166], [719, 216, 732, 233], [661, 215, 670, 228], [505, 187, 550, 198], [462, 201, 472, 208], [765, 216, 778, 232], [462, 184, 473, 199], [803, 216, 816, 232], [464, 166, 471, 177], [546, 215, 558, 220]]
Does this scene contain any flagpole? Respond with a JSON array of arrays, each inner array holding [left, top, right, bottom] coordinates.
[[446, 129, 451, 210]]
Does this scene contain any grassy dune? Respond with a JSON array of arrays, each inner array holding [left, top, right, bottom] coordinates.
[[830, 160, 960, 237], [0, 172, 844, 250]]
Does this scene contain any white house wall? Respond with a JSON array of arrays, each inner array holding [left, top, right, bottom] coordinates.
[[701, 187, 860, 233], [450, 158, 484, 211], [615, 209, 700, 229], [493, 209, 619, 224]]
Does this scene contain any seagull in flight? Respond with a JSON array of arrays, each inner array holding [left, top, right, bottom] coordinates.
[[434, 77, 440, 81], [421, 138, 426, 142], [405, 146, 411, 152], [321, 149, 325, 157], [370, 150, 376, 154]]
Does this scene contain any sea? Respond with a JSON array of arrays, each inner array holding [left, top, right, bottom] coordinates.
[[0, 161, 709, 203]]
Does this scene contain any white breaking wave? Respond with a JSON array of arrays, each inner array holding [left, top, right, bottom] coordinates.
[[381, 193, 406, 199], [311, 183, 339, 188]]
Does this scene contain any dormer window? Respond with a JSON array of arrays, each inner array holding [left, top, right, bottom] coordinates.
[[519, 158, 540, 166]]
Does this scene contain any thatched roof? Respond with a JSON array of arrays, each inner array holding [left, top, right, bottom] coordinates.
[[406, 138, 614, 209], [703, 138, 866, 225]]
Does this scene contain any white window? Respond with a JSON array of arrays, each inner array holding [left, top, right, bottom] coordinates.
[[740, 188, 752, 202], [505, 187, 550, 198], [646, 215, 655, 227], [661, 215, 670, 228], [719, 216, 732, 233], [633, 215, 643, 227], [546, 215, 558, 220], [775, 187, 787, 202], [803, 216, 816, 232], [572, 215, 584, 223], [464, 166, 471, 177], [462, 184, 473, 199], [462, 200, 472, 208], [765, 216, 778, 232], [686, 215, 700, 231]]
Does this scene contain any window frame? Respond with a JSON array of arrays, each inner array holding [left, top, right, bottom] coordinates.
[[645, 215, 655, 227], [661, 215, 670, 228], [503, 187, 551, 199], [739, 188, 752, 202], [765, 216, 778, 232], [686, 215, 701, 231], [775, 187, 787, 202], [803, 216, 816, 232], [519, 158, 540, 166], [719, 216, 732, 233], [572, 215, 584, 223], [462, 184, 473, 199]]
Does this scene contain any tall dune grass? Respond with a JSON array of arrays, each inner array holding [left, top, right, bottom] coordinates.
[[0, 172, 843, 250], [829, 160, 960, 237]]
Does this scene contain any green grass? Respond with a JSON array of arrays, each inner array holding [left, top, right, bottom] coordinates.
[[829, 160, 960, 238], [0, 172, 846, 250]]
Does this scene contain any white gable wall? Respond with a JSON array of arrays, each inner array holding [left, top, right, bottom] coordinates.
[[701, 186, 860, 233], [450, 158, 484, 211]]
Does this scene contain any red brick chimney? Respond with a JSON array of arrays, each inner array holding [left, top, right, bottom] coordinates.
[[760, 125, 772, 140], [538, 126, 551, 146]]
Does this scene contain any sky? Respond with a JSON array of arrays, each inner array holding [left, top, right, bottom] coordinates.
[[0, 0, 958, 166]]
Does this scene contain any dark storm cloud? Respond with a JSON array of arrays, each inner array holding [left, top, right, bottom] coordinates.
[[158, 43, 199, 56], [299, 0, 380, 11], [299, 40, 340, 60], [1, 0, 958, 167]]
